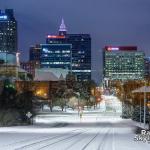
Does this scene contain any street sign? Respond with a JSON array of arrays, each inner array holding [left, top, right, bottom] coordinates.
[[26, 112, 32, 119]]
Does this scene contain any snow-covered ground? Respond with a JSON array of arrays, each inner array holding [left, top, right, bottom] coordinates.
[[0, 112, 149, 150]]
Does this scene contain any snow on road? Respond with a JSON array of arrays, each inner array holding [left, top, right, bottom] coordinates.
[[0, 113, 150, 150]]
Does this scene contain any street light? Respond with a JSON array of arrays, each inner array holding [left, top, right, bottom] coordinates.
[[76, 92, 80, 116], [132, 80, 149, 129], [144, 80, 146, 128], [120, 80, 125, 118]]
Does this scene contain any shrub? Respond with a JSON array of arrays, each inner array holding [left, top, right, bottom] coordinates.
[[132, 106, 149, 123], [0, 109, 22, 126]]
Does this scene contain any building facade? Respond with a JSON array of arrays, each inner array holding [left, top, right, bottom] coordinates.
[[66, 34, 91, 81], [144, 57, 150, 79], [40, 44, 72, 70], [103, 46, 145, 81], [20, 61, 40, 78], [29, 44, 41, 62], [0, 9, 17, 53], [0, 52, 18, 79], [29, 19, 91, 81], [15, 81, 58, 100], [46, 19, 91, 81]]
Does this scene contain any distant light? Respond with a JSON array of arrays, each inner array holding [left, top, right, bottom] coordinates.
[[107, 47, 119, 51], [47, 35, 65, 39], [105, 46, 137, 51]]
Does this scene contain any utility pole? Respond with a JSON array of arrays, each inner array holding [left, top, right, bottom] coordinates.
[[143, 80, 146, 128], [76, 92, 80, 116], [140, 99, 142, 125]]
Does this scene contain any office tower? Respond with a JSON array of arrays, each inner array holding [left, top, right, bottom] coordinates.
[[29, 44, 41, 62], [0, 9, 17, 53], [66, 34, 91, 81], [144, 57, 150, 79], [40, 44, 72, 70], [46, 19, 91, 81], [103, 46, 145, 81]]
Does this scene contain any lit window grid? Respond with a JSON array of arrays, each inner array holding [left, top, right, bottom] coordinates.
[[40, 44, 72, 69], [104, 51, 145, 80]]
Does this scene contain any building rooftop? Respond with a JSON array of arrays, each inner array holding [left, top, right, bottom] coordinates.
[[34, 68, 68, 81]]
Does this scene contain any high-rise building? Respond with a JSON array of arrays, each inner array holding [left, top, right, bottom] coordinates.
[[29, 44, 41, 62], [0, 9, 17, 53], [40, 44, 72, 70], [66, 34, 91, 81], [103, 46, 145, 81], [144, 57, 150, 79], [46, 19, 91, 81]]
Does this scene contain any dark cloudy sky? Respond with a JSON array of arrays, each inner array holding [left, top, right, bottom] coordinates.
[[1, 0, 150, 84]]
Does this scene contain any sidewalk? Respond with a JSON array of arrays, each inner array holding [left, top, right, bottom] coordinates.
[[132, 120, 149, 130]]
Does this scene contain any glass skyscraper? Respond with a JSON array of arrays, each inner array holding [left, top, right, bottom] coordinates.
[[103, 46, 145, 81], [66, 34, 91, 81], [0, 9, 17, 53], [29, 44, 41, 62], [40, 44, 72, 70], [46, 19, 91, 81], [30, 19, 91, 81], [0, 9, 18, 78]]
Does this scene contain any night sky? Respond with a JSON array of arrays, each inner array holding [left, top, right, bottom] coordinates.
[[1, 0, 150, 84]]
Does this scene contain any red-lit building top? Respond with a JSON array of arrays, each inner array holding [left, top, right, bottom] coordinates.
[[47, 35, 65, 39], [104, 46, 137, 51]]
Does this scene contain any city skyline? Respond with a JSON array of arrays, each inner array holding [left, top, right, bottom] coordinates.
[[1, 1, 150, 149], [1, 0, 150, 83]]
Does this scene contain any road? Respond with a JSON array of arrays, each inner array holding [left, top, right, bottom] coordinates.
[[0, 112, 149, 150]]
